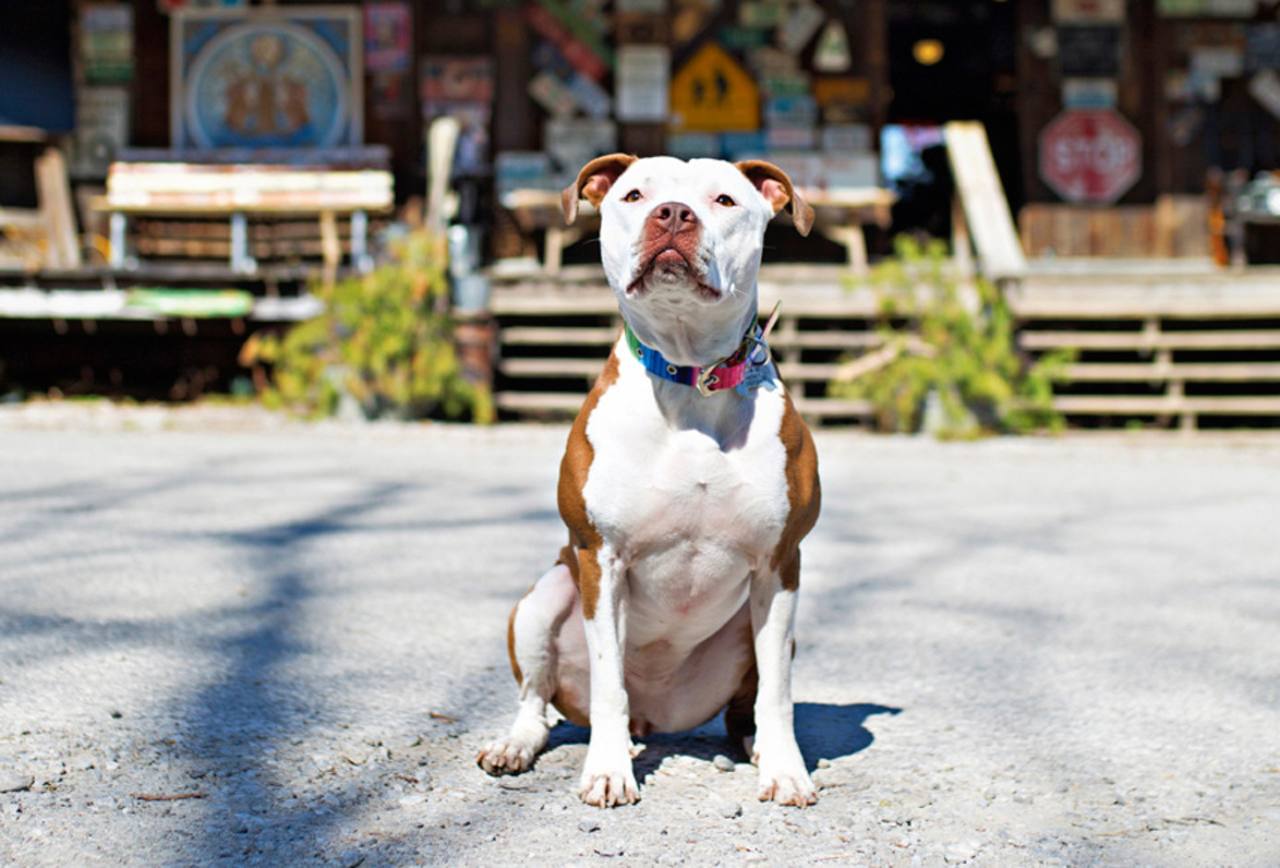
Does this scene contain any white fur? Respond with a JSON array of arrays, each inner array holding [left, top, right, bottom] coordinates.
[[479, 157, 816, 808]]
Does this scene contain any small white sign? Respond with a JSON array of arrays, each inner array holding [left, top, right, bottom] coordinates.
[[1249, 68, 1280, 121], [617, 45, 670, 122], [616, 0, 667, 11], [1052, 0, 1126, 22], [778, 2, 826, 55], [546, 118, 618, 178], [1063, 78, 1118, 109], [814, 20, 852, 72]]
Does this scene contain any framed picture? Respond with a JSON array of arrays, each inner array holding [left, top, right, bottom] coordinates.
[[171, 6, 362, 149]]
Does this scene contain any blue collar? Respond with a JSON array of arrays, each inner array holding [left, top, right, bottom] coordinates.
[[621, 304, 780, 397]]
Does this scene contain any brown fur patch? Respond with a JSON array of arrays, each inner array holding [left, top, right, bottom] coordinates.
[[556, 542, 580, 583], [552, 684, 591, 727], [557, 343, 622, 620], [561, 153, 638, 224], [770, 392, 821, 591], [734, 159, 815, 236]]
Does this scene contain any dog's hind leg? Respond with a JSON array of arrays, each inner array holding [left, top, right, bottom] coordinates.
[[478, 561, 585, 776]]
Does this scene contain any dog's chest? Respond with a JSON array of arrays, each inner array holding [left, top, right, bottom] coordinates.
[[582, 363, 790, 589]]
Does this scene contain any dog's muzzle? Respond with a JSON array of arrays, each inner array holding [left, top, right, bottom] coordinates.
[[629, 201, 716, 297]]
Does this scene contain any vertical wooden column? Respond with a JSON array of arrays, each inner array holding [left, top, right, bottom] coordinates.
[[491, 8, 536, 154], [863, 0, 890, 136]]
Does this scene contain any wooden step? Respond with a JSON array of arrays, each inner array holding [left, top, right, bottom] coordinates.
[[502, 325, 619, 346], [495, 391, 584, 413], [494, 391, 873, 420], [1053, 396, 1280, 415], [1021, 329, 1280, 351], [1066, 362, 1280, 381], [793, 396, 874, 418], [490, 265, 1280, 431], [501, 358, 605, 378]]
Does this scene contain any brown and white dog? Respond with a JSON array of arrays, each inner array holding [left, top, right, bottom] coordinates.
[[478, 155, 821, 807]]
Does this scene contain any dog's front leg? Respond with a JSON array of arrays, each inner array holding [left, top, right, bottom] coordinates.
[[749, 562, 816, 806], [578, 545, 640, 806]]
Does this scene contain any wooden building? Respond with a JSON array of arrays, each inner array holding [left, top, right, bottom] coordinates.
[[4, 1, 1277, 258]]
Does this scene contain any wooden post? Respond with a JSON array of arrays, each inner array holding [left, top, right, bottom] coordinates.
[[34, 147, 81, 269], [109, 212, 128, 269], [319, 210, 340, 286], [952, 195, 973, 282], [351, 209, 371, 272]]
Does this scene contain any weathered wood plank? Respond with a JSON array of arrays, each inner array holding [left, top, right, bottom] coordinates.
[[1066, 362, 1280, 381], [792, 397, 874, 418], [495, 392, 585, 413], [1021, 330, 1280, 350], [945, 121, 1027, 280], [1053, 396, 1280, 414], [501, 326, 619, 345], [501, 359, 607, 377]]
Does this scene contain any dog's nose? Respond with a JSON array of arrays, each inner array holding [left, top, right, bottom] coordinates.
[[650, 202, 698, 234]]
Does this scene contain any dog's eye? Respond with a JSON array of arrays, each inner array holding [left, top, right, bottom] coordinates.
[[715, 194, 736, 207], [623, 189, 643, 202]]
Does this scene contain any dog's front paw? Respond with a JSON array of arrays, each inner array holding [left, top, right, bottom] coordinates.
[[757, 763, 817, 807], [579, 767, 640, 807], [477, 738, 537, 776]]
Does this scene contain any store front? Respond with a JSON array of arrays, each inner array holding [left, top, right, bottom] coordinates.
[[3, 0, 1280, 267]]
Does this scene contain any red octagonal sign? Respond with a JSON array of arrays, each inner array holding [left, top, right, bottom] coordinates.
[[1039, 109, 1142, 204]]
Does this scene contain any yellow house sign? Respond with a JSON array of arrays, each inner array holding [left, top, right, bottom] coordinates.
[[669, 43, 760, 133]]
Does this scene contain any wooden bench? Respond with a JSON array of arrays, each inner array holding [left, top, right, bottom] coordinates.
[[499, 188, 598, 275], [798, 187, 895, 275], [95, 158, 393, 279]]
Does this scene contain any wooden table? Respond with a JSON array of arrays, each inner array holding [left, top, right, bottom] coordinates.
[[500, 189, 597, 274], [94, 162, 394, 279], [799, 187, 895, 275]]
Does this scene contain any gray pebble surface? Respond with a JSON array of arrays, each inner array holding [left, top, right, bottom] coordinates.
[[0, 402, 1277, 866]]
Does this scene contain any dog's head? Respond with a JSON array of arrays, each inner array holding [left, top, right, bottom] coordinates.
[[563, 155, 813, 366]]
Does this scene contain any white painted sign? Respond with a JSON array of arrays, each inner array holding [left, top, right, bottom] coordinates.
[[617, 45, 670, 122]]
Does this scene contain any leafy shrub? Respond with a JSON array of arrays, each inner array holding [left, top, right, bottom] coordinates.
[[240, 230, 495, 423], [829, 237, 1072, 437]]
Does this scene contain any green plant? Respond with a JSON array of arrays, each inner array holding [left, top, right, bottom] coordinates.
[[829, 236, 1073, 437], [241, 230, 495, 423]]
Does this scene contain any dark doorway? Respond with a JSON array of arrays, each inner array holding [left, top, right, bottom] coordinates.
[[884, 0, 1022, 239], [0, 1, 74, 134]]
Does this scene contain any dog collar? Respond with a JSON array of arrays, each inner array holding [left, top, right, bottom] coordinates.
[[623, 304, 780, 397]]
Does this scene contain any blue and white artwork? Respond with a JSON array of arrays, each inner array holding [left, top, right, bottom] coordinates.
[[172, 8, 362, 149]]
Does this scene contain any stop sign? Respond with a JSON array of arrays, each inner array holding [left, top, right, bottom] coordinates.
[[1039, 109, 1142, 204]]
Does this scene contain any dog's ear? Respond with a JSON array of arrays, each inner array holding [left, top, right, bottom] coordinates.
[[562, 153, 639, 225], [734, 160, 814, 237]]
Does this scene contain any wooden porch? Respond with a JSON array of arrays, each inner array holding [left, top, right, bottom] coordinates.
[[489, 259, 1280, 432]]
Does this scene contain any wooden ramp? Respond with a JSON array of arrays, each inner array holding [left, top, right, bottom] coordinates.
[[945, 121, 1027, 282]]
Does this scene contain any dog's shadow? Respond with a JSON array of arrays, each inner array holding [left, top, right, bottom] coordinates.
[[545, 703, 901, 778]]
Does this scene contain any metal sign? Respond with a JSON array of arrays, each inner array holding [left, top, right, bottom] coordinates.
[[669, 43, 760, 133], [1039, 108, 1142, 204]]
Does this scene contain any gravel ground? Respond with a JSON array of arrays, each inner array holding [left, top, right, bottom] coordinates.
[[0, 401, 1277, 867]]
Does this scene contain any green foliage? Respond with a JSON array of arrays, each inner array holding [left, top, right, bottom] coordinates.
[[241, 231, 495, 423], [830, 237, 1073, 437]]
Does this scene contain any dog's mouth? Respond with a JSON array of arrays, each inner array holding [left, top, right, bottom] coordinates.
[[627, 246, 720, 301]]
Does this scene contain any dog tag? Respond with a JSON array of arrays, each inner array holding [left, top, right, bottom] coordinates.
[[736, 362, 777, 395]]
